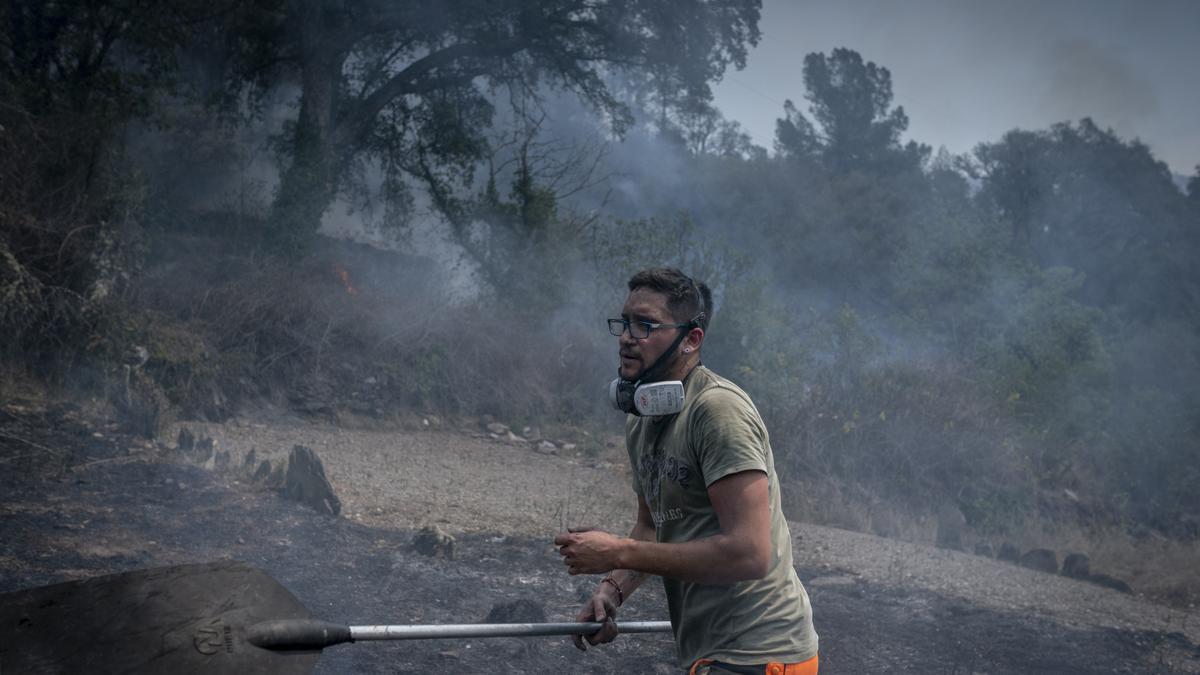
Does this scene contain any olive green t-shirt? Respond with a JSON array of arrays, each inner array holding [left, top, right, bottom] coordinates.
[[626, 366, 818, 669]]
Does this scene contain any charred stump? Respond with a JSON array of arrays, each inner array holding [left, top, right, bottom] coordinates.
[[282, 445, 341, 516]]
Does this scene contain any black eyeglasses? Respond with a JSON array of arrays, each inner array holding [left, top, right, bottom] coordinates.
[[607, 318, 689, 340]]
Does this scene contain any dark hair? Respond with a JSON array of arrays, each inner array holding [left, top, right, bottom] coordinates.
[[627, 267, 712, 330]]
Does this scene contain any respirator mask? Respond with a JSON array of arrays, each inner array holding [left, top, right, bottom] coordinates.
[[608, 313, 703, 417]]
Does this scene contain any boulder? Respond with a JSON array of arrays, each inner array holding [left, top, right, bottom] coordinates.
[[1019, 548, 1058, 574], [177, 427, 195, 453], [1088, 572, 1133, 594], [267, 461, 286, 489], [935, 503, 966, 551], [282, 445, 341, 516], [485, 598, 546, 624], [413, 525, 456, 560], [191, 435, 215, 464], [252, 459, 272, 483], [486, 598, 545, 656], [997, 542, 1021, 563], [486, 422, 510, 435], [869, 508, 900, 539], [1061, 552, 1091, 579], [974, 542, 994, 558]]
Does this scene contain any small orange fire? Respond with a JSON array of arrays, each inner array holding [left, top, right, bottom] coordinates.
[[333, 264, 359, 296]]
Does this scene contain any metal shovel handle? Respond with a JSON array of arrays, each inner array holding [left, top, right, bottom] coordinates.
[[352, 620, 672, 641], [247, 619, 672, 649]]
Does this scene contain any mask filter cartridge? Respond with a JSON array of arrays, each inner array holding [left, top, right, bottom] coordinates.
[[609, 379, 685, 416]]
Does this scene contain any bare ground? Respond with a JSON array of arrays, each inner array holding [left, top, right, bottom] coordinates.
[[2, 404, 1199, 673]]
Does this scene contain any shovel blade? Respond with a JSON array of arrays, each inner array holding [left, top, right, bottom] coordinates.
[[0, 561, 319, 675]]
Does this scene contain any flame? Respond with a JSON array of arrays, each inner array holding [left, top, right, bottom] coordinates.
[[333, 264, 359, 296]]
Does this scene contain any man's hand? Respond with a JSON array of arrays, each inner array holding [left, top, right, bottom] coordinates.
[[570, 584, 620, 651], [554, 527, 626, 575]]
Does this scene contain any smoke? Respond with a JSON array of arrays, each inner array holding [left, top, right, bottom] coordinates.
[[1037, 39, 1158, 140]]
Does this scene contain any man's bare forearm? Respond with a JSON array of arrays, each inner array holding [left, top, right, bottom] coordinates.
[[601, 520, 656, 602], [616, 531, 769, 585]]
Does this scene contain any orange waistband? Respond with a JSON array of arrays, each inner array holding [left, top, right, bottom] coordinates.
[[689, 654, 818, 675]]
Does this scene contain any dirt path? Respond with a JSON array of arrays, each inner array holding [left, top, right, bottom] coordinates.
[[3, 408, 1199, 672], [176, 418, 637, 538]]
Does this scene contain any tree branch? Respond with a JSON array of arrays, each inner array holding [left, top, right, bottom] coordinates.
[[336, 37, 530, 147]]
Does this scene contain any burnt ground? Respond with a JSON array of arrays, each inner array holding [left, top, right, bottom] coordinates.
[[2, 404, 1199, 673]]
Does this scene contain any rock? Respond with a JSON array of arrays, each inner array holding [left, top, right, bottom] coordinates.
[[559, 443, 578, 453], [869, 508, 899, 539], [1088, 572, 1132, 594], [485, 598, 547, 656], [282, 445, 341, 516], [485, 598, 546, 624], [1062, 552, 1091, 579], [536, 440, 558, 455], [192, 436, 215, 464], [267, 461, 285, 489], [1019, 548, 1058, 574], [935, 503, 966, 551], [504, 431, 525, 444], [252, 460, 272, 483], [177, 428, 195, 453], [997, 542, 1021, 563], [486, 422, 509, 435], [521, 426, 541, 441], [974, 543, 994, 558], [300, 400, 329, 415], [119, 369, 172, 439], [413, 525, 455, 560]]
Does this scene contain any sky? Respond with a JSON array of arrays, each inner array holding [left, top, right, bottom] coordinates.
[[711, 0, 1200, 176]]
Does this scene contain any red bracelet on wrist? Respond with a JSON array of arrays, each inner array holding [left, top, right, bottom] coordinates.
[[600, 576, 624, 605]]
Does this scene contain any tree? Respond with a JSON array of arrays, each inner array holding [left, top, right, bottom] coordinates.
[[1, 0, 209, 200], [224, 0, 761, 251], [657, 99, 764, 160], [969, 119, 1197, 319], [774, 48, 925, 172], [464, 106, 609, 309]]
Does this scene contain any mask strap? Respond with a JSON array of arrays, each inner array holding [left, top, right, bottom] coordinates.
[[632, 318, 696, 385]]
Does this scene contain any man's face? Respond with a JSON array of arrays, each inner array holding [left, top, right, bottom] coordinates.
[[617, 287, 683, 381]]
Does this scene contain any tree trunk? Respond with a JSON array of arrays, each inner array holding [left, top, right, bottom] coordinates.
[[268, 2, 345, 253]]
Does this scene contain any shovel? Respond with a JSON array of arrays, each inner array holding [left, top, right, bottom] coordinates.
[[0, 561, 671, 674]]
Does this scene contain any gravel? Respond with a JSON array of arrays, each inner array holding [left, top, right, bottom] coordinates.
[[176, 418, 1200, 656]]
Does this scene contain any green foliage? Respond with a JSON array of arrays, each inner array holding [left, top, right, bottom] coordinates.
[[970, 119, 1197, 319], [775, 48, 929, 173], [4, 16, 1198, 544], [217, 0, 762, 251], [406, 345, 453, 411], [973, 267, 1112, 485]]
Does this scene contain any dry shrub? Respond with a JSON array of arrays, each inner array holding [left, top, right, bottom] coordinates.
[[766, 355, 1036, 533], [0, 100, 148, 390], [130, 233, 614, 425], [1010, 519, 1200, 609]]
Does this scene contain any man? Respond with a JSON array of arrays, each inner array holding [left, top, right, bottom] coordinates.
[[554, 268, 819, 674]]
